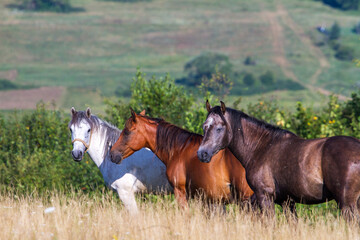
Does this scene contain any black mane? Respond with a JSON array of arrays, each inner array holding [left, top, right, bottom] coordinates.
[[210, 106, 295, 139]]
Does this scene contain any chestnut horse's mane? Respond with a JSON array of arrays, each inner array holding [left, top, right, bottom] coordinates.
[[136, 115, 203, 158]]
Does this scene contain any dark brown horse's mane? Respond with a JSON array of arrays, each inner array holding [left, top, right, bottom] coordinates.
[[137, 115, 203, 158], [210, 106, 295, 140]]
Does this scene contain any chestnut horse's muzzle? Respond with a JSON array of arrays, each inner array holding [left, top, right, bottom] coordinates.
[[110, 150, 123, 164]]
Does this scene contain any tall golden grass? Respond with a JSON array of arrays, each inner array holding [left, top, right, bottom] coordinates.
[[0, 190, 359, 240]]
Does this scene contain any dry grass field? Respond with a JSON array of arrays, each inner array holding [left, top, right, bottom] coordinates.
[[1, 191, 359, 240]]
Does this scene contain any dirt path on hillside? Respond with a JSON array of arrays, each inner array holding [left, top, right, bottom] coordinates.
[[260, 2, 349, 101], [0, 86, 65, 109]]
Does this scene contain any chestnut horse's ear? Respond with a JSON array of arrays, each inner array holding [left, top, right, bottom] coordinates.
[[86, 107, 91, 118], [140, 110, 146, 115], [130, 107, 136, 122], [206, 100, 211, 112], [71, 107, 77, 116], [220, 101, 226, 115]]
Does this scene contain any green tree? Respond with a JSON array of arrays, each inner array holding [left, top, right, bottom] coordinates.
[[322, 0, 359, 10], [106, 70, 194, 127], [329, 22, 341, 41], [243, 73, 256, 86], [335, 45, 355, 61], [183, 52, 233, 86], [260, 70, 275, 85], [17, 0, 77, 12], [198, 68, 233, 98]]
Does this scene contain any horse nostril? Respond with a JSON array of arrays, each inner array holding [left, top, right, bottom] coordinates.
[[72, 150, 83, 161], [110, 151, 123, 164], [202, 151, 208, 159]]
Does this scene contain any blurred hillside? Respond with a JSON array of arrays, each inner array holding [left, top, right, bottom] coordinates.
[[0, 0, 359, 113]]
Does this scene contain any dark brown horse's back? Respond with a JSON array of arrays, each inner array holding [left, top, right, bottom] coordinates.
[[321, 136, 360, 205]]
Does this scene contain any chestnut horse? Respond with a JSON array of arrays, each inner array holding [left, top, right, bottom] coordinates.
[[198, 100, 360, 220], [110, 110, 253, 209]]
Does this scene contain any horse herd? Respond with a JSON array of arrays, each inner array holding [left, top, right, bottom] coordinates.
[[70, 100, 360, 221]]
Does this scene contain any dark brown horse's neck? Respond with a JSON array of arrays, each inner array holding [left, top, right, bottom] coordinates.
[[229, 119, 291, 168]]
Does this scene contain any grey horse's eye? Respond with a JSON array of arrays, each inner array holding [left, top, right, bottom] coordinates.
[[87, 129, 91, 133], [216, 128, 222, 133]]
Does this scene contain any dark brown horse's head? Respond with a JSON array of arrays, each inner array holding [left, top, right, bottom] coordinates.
[[197, 100, 233, 163], [110, 109, 148, 164]]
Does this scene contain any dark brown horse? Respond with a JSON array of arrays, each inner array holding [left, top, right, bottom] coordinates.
[[197, 100, 360, 219], [110, 110, 253, 209]]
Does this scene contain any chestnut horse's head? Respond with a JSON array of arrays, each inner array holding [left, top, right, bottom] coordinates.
[[110, 109, 147, 164], [197, 100, 233, 163]]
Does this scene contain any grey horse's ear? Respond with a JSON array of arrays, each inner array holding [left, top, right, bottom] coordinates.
[[86, 107, 91, 118], [71, 107, 77, 116], [220, 101, 226, 115], [206, 100, 211, 112]]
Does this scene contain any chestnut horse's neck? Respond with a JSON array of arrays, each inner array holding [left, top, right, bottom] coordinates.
[[139, 117, 202, 166], [226, 109, 296, 168]]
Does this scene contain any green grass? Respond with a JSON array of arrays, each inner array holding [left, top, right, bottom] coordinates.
[[0, 0, 359, 111]]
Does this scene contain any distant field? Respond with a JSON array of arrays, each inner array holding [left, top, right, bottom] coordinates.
[[0, 0, 359, 111]]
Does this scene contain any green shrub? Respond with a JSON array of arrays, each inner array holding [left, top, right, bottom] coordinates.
[[0, 103, 103, 194], [335, 45, 355, 61], [0, 79, 18, 90], [259, 70, 275, 86], [106, 70, 194, 127], [243, 73, 256, 86], [329, 22, 341, 41], [180, 52, 233, 86], [322, 0, 359, 10], [16, 0, 82, 12]]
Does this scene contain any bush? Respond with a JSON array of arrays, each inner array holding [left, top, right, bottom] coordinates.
[[0, 79, 18, 90], [106, 70, 194, 127], [244, 56, 256, 66], [0, 103, 103, 193], [352, 22, 360, 34], [329, 22, 341, 41], [16, 0, 82, 12], [260, 71, 275, 85], [322, 0, 359, 10], [335, 45, 355, 61], [243, 73, 256, 86], [181, 52, 233, 86]]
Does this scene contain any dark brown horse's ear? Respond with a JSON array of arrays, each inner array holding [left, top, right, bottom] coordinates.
[[71, 107, 77, 116], [220, 101, 226, 115], [86, 107, 91, 118], [140, 110, 146, 115], [206, 100, 211, 112], [130, 107, 136, 122]]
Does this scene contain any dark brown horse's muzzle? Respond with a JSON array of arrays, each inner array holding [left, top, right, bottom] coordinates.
[[197, 149, 212, 163], [110, 150, 123, 164]]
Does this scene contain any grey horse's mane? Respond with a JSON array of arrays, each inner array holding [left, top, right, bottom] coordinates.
[[69, 111, 121, 159]]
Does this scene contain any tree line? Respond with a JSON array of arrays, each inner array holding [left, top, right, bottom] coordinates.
[[2, 70, 360, 194]]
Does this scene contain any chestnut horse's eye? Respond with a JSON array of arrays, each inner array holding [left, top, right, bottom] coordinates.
[[216, 128, 222, 133]]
